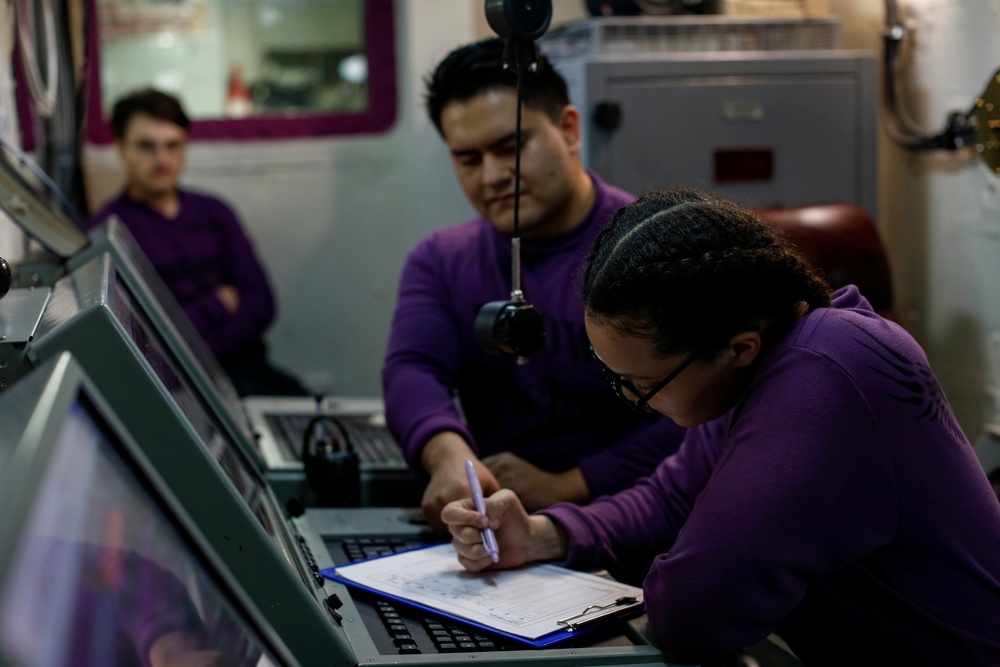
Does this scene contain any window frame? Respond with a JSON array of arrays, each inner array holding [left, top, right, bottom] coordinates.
[[84, 0, 397, 144]]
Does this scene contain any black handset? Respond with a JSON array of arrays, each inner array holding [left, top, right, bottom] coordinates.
[[300, 397, 361, 508]]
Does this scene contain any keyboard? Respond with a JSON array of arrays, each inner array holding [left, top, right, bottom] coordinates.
[[265, 412, 406, 469], [330, 538, 509, 656], [374, 599, 501, 654]]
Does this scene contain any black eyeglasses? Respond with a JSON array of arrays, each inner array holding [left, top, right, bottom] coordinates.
[[592, 348, 701, 414]]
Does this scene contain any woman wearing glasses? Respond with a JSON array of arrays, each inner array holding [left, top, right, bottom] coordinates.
[[442, 188, 1000, 665]]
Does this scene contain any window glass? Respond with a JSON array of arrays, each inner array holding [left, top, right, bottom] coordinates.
[[87, 0, 396, 142]]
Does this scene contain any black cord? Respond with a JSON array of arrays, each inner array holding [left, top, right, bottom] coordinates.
[[513, 45, 523, 244], [505, 40, 533, 302], [880, 0, 977, 152]]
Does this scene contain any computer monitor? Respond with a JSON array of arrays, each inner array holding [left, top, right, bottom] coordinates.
[[0, 146, 87, 259], [70, 217, 415, 507], [20, 241, 675, 666], [24, 254, 357, 666], [0, 162, 255, 470], [0, 352, 298, 667], [67, 217, 259, 469]]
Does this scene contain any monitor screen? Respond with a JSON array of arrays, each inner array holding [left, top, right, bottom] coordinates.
[[0, 391, 289, 667], [93, 218, 249, 436], [108, 275, 297, 572], [0, 148, 88, 258]]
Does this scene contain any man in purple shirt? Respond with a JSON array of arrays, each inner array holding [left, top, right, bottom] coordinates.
[[383, 39, 685, 530], [86, 89, 304, 397], [444, 188, 1000, 665]]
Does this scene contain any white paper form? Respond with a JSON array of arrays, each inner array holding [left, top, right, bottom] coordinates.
[[331, 543, 644, 640]]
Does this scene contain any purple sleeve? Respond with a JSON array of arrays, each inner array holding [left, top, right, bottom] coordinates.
[[540, 420, 724, 580], [554, 350, 897, 661], [544, 351, 898, 659], [185, 200, 276, 358], [182, 290, 232, 353], [637, 353, 895, 659], [576, 417, 687, 498], [382, 236, 475, 470]]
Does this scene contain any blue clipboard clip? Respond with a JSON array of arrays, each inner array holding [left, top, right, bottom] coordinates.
[[556, 595, 643, 632]]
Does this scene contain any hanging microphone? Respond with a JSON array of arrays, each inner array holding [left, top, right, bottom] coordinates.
[[475, 0, 552, 361], [474, 291, 545, 357], [485, 0, 552, 40]]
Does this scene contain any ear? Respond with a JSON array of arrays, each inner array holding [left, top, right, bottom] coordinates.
[[557, 105, 582, 155], [729, 328, 764, 368]]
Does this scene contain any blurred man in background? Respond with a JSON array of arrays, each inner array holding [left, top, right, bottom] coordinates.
[[87, 88, 305, 397]]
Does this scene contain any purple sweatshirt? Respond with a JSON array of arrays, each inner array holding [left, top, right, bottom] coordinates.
[[86, 190, 276, 360], [542, 286, 1000, 665], [382, 173, 685, 497]]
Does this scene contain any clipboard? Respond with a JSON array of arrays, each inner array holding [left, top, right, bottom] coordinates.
[[555, 595, 644, 631], [319, 543, 645, 648]]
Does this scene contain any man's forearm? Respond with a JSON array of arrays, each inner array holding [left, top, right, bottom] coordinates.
[[421, 431, 476, 474]]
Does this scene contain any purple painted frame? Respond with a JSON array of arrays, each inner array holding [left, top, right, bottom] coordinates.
[[84, 0, 397, 144]]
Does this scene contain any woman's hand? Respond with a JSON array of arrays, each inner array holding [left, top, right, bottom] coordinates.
[[441, 489, 570, 572]]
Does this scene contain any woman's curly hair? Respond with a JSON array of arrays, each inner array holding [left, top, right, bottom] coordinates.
[[583, 187, 832, 357]]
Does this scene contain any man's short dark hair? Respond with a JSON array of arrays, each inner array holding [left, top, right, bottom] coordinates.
[[424, 37, 570, 135], [110, 88, 190, 139]]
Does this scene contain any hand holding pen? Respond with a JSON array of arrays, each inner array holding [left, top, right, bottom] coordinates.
[[465, 458, 500, 563], [442, 471, 567, 573]]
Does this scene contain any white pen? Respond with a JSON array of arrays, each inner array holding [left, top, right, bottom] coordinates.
[[465, 458, 500, 563]]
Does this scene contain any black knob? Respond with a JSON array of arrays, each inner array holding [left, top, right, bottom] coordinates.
[[593, 101, 622, 131], [485, 0, 552, 40], [0, 256, 11, 300]]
